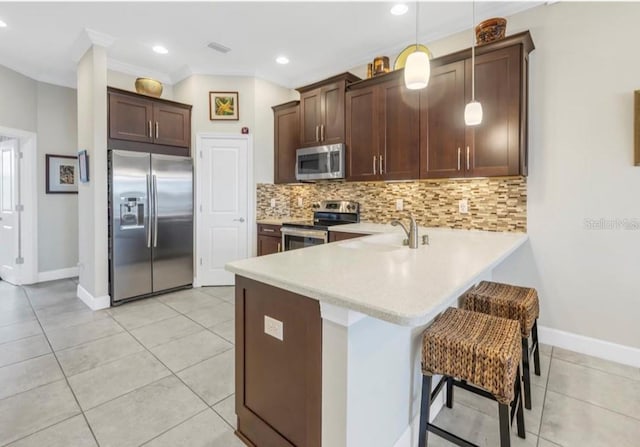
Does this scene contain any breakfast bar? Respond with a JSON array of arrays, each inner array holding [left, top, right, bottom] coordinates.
[[226, 226, 528, 447]]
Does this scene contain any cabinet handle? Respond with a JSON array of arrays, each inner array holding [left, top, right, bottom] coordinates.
[[148, 121, 152, 138], [379, 155, 384, 174], [373, 155, 377, 175], [457, 147, 461, 171], [315, 125, 320, 142], [321, 124, 325, 141], [277, 242, 281, 252], [263, 228, 275, 233], [155, 122, 159, 139], [466, 146, 470, 170]]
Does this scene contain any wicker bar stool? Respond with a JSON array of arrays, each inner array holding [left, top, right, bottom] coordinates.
[[419, 307, 525, 447], [462, 281, 540, 410]]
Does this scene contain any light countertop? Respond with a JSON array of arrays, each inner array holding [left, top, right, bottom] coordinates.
[[256, 218, 299, 225], [228, 226, 527, 326]]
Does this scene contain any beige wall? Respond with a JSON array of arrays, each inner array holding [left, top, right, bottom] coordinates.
[[0, 64, 79, 274], [36, 82, 79, 272], [107, 70, 174, 100]]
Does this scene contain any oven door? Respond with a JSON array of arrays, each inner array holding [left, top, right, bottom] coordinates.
[[281, 227, 328, 251]]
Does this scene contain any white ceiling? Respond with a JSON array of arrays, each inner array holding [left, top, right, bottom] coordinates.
[[0, 1, 543, 90]]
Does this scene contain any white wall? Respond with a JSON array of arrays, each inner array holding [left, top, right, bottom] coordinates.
[[36, 82, 79, 273], [76, 46, 109, 306], [107, 70, 174, 100], [423, 2, 640, 350], [0, 65, 37, 132]]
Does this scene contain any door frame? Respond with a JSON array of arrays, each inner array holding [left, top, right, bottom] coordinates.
[[194, 133, 254, 287], [0, 126, 38, 285]]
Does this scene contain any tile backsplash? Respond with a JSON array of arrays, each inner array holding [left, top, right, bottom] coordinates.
[[257, 177, 527, 232]]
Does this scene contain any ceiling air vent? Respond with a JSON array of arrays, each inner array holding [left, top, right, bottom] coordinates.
[[207, 42, 231, 54]]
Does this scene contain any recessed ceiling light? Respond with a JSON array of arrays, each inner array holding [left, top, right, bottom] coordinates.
[[0, 20, 7, 28], [152, 45, 168, 54], [390, 4, 409, 16], [276, 56, 289, 65]]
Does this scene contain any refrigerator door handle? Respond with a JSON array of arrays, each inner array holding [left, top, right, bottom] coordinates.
[[153, 175, 159, 248], [146, 174, 152, 248]]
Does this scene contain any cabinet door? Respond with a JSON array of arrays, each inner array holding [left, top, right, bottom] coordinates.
[[346, 86, 381, 182], [109, 92, 154, 143], [299, 90, 322, 147], [258, 235, 281, 256], [466, 45, 521, 177], [380, 80, 420, 180], [153, 103, 191, 149], [420, 61, 466, 179], [274, 104, 300, 184], [320, 82, 346, 145]]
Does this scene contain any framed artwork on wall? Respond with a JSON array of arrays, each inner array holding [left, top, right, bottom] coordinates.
[[78, 150, 89, 183], [45, 154, 78, 194], [209, 91, 239, 120]]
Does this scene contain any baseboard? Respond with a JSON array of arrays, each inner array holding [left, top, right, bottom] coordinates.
[[77, 284, 110, 310], [538, 325, 640, 368], [37, 267, 79, 283], [393, 384, 445, 447]]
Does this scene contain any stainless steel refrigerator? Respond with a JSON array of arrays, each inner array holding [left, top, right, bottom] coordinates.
[[108, 150, 193, 304]]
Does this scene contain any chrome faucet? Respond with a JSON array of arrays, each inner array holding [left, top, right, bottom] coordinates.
[[391, 215, 419, 249]]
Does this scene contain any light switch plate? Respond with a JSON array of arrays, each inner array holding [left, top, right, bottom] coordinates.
[[297, 197, 303, 207], [264, 315, 284, 341], [459, 199, 469, 214], [270, 198, 276, 208], [395, 199, 403, 211]]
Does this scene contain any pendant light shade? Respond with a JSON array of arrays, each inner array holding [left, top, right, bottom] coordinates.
[[404, 2, 430, 90], [404, 50, 430, 90], [464, 101, 483, 126]]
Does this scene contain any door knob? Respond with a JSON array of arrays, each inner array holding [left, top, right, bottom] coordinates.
[[233, 217, 245, 223]]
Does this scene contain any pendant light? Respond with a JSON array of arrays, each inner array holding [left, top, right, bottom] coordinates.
[[464, 0, 483, 125], [404, 2, 430, 90]]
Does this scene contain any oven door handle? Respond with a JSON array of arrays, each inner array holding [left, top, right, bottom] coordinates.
[[280, 227, 329, 240]]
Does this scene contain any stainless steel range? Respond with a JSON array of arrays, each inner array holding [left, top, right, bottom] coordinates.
[[281, 200, 360, 251]]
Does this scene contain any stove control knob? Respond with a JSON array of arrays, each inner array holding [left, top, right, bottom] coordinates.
[[347, 204, 356, 211], [312, 203, 320, 209]]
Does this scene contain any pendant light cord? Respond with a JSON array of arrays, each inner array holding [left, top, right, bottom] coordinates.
[[471, 0, 476, 101], [415, 1, 419, 51]]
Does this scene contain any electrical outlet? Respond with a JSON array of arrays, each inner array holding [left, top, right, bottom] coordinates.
[[270, 198, 276, 208], [297, 197, 303, 207], [264, 315, 283, 341], [459, 199, 469, 214], [396, 199, 404, 211]]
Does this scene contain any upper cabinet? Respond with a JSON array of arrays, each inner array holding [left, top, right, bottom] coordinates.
[[108, 88, 192, 156], [420, 32, 533, 178], [346, 77, 420, 181], [273, 101, 300, 184], [297, 73, 360, 148]]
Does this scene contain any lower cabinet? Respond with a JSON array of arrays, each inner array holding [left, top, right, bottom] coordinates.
[[235, 276, 321, 447], [329, 231, 368, 242], [257, 224, 282, 256]]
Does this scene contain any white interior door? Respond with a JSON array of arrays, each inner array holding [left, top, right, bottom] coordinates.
[[0, 138, 19, 284], [198, 135, 250, 285]]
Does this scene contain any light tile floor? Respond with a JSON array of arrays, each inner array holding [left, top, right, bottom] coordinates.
[[0, 279, 638, 446]]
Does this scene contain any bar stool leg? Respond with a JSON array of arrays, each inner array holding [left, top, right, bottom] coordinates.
[[446, 377, 454, 408], [521, 337, 532, 410], [498, 403, 511, 447], [418, 375, 432, 447], [532, 320, 541, 376], [514, 366, 526, 439]]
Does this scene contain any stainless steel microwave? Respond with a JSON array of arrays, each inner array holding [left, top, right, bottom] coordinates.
[[295, 143, 345, 181]]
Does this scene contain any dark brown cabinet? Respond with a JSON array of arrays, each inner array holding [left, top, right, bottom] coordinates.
[[346, 78, 420, 181], [297, 73, 360, 148], [272, 101, 300, 184], [257, 224, 282, 256], [108, 87, 192, 156], [420, 32, 533, 178]]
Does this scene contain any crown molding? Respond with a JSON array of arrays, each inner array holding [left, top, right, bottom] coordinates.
[[108, 59, 173, 85], [71, 28, 115, 63]]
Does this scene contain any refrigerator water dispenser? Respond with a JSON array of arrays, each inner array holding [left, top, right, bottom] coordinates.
[[119, 196, 144, 229]]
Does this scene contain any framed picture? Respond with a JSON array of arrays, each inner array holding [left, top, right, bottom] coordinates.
[[46, 154, 78, 194], [78, 150, 89, 183], [209, 91, 239, 120]]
